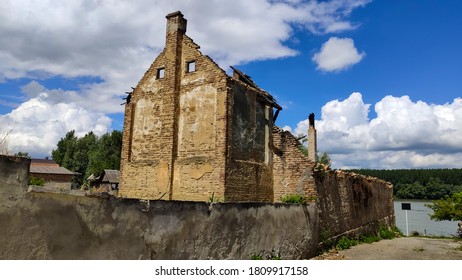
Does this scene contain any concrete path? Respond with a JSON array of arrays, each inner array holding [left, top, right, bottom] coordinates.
[[313, 237, 462, 260]]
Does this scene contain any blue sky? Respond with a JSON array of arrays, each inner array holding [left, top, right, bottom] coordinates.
[[1, 0, 461, 169]]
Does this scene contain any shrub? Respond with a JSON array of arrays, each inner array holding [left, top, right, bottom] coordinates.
[[319, 230, 334, 251], [250, 254, 263, 260], [379, 226, 397, 240], [336, 236, 359, 250], [360, 235, 381, 244], [281, 194, 307, 204], [29, 176, 45, 186]]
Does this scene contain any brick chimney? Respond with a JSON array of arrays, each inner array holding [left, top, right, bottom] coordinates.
[[164, 11, 187, 199], [308, 113, 317, 162], [166, 11, 187, 37]]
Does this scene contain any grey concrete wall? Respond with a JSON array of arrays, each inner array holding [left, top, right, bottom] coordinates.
[[315, 170, 395, 240], [0, 182, 318, 260], [0, 155, 30, 187], [0, 155, 395, 260]]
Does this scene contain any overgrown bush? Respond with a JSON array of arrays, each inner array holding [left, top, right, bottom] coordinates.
[[281, 194, 307, 204], [379, 226, 398, 239], [360, 235, 381, 244], [335, 236, 359, 250], [29, 176, 45, 186]]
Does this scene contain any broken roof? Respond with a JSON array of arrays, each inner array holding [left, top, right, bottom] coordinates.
[[230, 66, 282, 110]]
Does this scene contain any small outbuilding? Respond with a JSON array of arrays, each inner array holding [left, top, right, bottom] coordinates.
[[29, 158, 80, 189], [94, 169, 120, 193]]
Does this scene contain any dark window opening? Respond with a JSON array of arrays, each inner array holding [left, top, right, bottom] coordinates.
[[186, 61, 196, 73], [157, 68, 165, 79]]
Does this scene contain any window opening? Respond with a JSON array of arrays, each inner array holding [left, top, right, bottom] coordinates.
[[157, 68, 165, 79], [186, 61, 196, 73]]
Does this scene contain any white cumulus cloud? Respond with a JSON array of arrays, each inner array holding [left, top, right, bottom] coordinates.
[[312, 37, 365, 72], [291, 93, 462, 169], [0, 0, 371, 156], [0, 91, 111, 156]]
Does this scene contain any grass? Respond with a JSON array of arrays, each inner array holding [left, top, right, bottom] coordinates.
[[250, 254, 263, 260], [333, 226, 402, 251], [336, 236, 359, 250], [360, 235, 381, 244], [250, 252, 282, 260]]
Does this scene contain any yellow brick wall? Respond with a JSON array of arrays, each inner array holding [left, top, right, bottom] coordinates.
[[272, 126, 317, 202], [119, 12, 229, 201]]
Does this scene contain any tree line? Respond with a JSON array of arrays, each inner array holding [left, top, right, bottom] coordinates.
[[52, 130, 122, 187], [350, 169, 462, 200]]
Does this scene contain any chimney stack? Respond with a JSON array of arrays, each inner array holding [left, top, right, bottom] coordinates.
[[308, 113, 317, 162], [166, 11, 187, 36]]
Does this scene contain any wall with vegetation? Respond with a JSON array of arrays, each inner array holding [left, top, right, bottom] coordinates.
[[315, 170, 395, 240]]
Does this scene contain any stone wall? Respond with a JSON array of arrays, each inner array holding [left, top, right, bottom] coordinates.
[[119, 12, 229, 201], [0, 182, 319, 260], [315, 169, 395, 239], [272, 127, 316, 202]]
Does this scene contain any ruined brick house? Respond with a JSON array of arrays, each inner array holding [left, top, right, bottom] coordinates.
[[119, 11, 317, 202]]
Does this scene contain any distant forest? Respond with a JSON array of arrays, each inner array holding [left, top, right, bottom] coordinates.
[[349, 169, 462, 200]]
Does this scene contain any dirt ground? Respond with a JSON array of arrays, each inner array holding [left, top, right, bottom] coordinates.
[[312, 237, 462, 260]]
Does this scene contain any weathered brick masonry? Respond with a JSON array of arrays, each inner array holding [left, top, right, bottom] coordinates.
[[119, 11, 300, 202], [273, 127, 317, 202]]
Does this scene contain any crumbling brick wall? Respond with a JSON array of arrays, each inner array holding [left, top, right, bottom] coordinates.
[[224, 80, 274, 202], [119, 12, 229, 202], [119, 12, 282, 203], [272, 126, 316, 202]]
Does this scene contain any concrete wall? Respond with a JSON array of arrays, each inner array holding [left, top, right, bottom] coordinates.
[[0, 155, 30, 187], [0, 183, 318, 260], [0, 155, 394, 260], [315, 169, 395, 239]]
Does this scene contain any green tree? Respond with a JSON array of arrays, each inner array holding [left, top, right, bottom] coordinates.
[[87, 130, 122, 177], [426, 192, 462, 237], [74, 132, 98, 180], [52, 130, 78, 169], [395, 182, 426, 199], [318, 152, 331, 167], [52, 130, 122, 186], [427, 192, 462, 221]]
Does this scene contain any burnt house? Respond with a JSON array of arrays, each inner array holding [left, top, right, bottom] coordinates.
[[119, 11, 316, 202]]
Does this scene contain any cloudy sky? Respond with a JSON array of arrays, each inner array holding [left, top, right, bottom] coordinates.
[[1, 0, 461, 169]]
